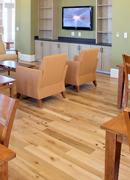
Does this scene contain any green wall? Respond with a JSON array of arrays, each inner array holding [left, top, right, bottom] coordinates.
[[15, 0, 130, 69], [112, 0, 130, 68], [59, 0, 96, 39], [15, 0, 38, 55], [31, 0, 38, 55]]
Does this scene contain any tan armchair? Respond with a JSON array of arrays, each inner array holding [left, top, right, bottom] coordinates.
[[0, 41, 18, 62], [16, 54, 68, 107], [65, 48, 99, 92]]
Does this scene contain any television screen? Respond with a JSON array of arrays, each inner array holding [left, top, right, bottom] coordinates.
[[62, 6, 92, 30]]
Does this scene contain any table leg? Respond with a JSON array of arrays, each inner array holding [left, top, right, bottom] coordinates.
[[8, 70, 10, 76], [0, 162, 8, 180], [9, 84, 14, 98], [105, 131, 121, 180], [117, 67, 125, 108]]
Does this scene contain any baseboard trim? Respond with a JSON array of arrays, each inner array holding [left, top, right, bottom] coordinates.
[[110, 68, 119, 78], [19, 53, 35, 62]]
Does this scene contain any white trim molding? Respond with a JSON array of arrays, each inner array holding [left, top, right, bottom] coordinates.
[[19, 53, 35, 62], [111, 68, 130, 80], [110, 68, 119, 78]]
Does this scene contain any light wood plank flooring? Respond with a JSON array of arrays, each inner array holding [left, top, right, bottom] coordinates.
[[0, 69, 130, 180]]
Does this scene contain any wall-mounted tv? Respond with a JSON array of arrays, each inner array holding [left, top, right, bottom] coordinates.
[[62, 6, 93, 30]]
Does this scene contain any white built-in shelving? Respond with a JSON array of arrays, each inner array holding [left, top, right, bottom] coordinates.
[[38, 0, 59, 40], [96, 0, 112, 44]]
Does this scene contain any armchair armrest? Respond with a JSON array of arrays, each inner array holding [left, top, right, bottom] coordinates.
[[6, 49, 18, 61], [95, 58, 99, 70], [73, 55, 79, 61], [65, 60, 80, 85], [16, 66, 43, 97]]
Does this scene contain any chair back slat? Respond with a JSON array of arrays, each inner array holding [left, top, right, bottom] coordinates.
[[124, 107, 130, 151], [122, 54, 130, 108], [0, 94, 18, 147], [123, 54, 130, 75]]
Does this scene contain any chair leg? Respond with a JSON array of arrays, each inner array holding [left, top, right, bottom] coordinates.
[[17, 93, 20, 99], [0, 162, 8, 180], [37, 99, 42, 107], [93, 80, 97, 86], [75, 86, 79, 92], [61, 91, 66, 98]]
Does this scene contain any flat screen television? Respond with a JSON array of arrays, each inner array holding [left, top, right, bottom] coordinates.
[[62, 6, 93, 30]]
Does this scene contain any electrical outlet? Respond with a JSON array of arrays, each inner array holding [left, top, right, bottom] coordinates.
[[78, 32, 81, 37], [71, 32, 75, 36], [116, 32, 119, 38], [124, 32, 127, 39]]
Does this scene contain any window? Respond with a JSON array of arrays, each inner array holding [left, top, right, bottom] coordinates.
[[3, 0, 15, 46]]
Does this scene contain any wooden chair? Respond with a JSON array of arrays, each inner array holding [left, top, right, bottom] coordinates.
[[0, 93, 19, 147], [0, 93, 18, 180], [122, 54, 130, 108]]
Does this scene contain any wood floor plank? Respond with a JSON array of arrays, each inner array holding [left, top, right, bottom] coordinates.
[[25, 145, 102, 180], [0, 69, 130, 180]]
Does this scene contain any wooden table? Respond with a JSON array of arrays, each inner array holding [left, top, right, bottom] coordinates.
[[101, 112, 128, 180], [116, 64, 124, 109], [0, 144, 16, 180], [0, 60, 35, 76], [0, 75, 15, 98]]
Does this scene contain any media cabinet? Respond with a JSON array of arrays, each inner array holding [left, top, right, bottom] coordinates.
[[35, 39, 111, 73]]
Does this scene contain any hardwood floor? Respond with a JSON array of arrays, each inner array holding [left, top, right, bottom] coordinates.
[[0, 69, 130, 180]]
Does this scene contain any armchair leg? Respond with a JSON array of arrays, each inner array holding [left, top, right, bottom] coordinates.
[[93, 80, 97, 86], [17, 93, 21, 99], [37, 99, 42, 107], [61, 91, 66, 98], [75, 86, 79, 92]]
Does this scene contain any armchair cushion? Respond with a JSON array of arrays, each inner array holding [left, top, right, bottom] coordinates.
[[0, 54, 17, 61]]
